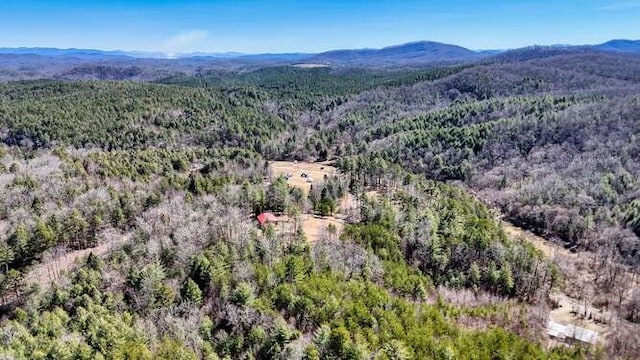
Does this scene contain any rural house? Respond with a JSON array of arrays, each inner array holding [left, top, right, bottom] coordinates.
[[257, 212, 278, 227]]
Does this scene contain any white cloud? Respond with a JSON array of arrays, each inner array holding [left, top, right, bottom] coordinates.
[[163, 30, 208, 57]]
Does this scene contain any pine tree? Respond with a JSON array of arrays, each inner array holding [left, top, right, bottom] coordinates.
[[8, 224, 30, 262], [181, 279, 203, 306], [34, 220, 56, 254]]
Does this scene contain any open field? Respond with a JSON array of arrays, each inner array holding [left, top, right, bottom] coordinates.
[[292, 63, 330, 68], [502, 222, 572, 259], [269, 160, 337, 194], [300, 214, 345, 244]]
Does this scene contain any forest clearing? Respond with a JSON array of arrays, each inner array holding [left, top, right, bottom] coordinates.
[[268, 161, 346, 243], [298, 214, 345, 244], [269, 160, 338, 194]]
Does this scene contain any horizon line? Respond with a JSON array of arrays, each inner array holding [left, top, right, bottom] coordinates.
[[0, 38, 637, 58]]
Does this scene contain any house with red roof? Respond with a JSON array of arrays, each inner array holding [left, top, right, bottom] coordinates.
[[257, 212, 278, 227]]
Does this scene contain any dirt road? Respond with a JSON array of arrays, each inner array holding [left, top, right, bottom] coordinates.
[[502, 221, 615, 339]]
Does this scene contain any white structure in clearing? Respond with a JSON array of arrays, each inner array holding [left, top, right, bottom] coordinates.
[[547, 320, 599, 344]]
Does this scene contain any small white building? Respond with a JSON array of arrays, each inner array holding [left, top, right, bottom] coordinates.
[[547, 320, 599, 345]]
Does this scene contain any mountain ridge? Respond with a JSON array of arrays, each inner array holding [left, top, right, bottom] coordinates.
[[304, 41, 483, 67], [1, 39, 639, 81], [1, 38, 638, 62], [594, 39, 640, 53]]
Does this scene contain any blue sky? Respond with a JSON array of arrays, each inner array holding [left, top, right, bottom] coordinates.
[[1, 0, 639, 54]]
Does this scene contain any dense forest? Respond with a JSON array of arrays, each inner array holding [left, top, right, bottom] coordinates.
[[0, 49, 639, 358]]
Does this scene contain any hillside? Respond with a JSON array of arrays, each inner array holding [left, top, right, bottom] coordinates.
[[595, 39, 640, 53], [291, 52, 640, 249]]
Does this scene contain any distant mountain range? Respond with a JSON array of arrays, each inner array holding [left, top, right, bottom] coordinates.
[[0, 47, 144, 59], [594, 39, 640, 53], [0, 39, 638, 80], [2, 39, 639, 61], [0, 47, 310, 61], [302, 41, 482, 66]]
